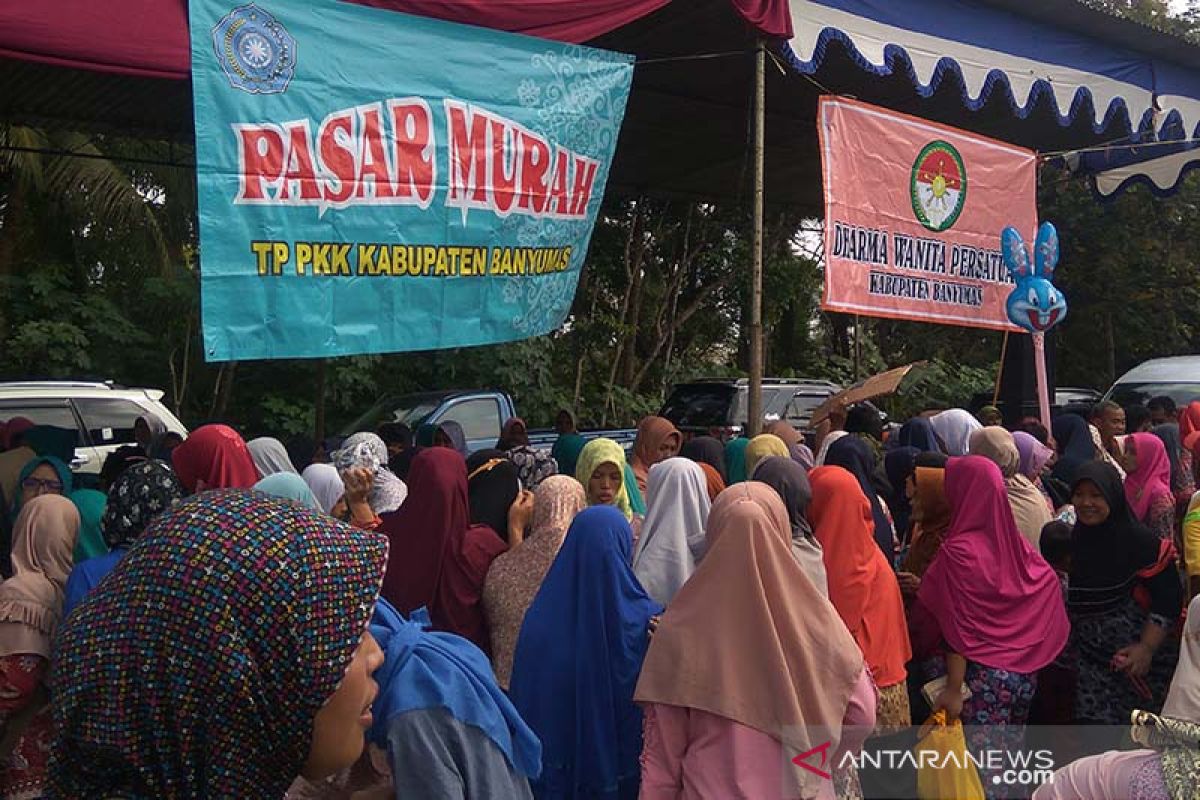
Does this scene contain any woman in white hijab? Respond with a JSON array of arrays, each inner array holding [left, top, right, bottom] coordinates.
[[815, 430, 848, 467], [1033, 593, 1200, 799], [246, 437, 298, 477], [633, 458, 711, 606], [929, 409, 983, 456], [301, 463, 345, 515]]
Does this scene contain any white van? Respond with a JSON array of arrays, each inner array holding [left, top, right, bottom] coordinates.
[[1103, 356, 1200, 408], [0, 382, 187, 474]]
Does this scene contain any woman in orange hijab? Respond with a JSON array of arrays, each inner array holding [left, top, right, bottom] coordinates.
[[809, 465, 913, 732], [696, 463, 725, 502], [630, 417, 681, 496], [899, 463, 952, 581]]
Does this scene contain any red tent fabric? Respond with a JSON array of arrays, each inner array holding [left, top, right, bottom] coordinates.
[[0, 0, 791, 80]]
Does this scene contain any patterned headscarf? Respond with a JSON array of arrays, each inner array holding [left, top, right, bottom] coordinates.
[[483, 475, 587, 690], [333, 432, 408, 514], [101, 460, 184, 550], [49, 491, 388, 798]]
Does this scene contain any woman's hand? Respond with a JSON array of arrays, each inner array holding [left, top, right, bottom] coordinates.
[[896, 571, 921, 595], [341, 467, 375, 505], [507, 490, 535, 545], [1113, 642, 1154, 679], [932, 684, 964, 722]]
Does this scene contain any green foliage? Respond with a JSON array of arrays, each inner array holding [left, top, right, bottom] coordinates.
[[5, 320, 91, 376], [259, 394, 314, 438], [887, 359, 997, 419], [7, 0, 1200, 440]]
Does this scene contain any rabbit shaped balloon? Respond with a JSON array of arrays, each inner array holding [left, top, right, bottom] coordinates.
[[1002, 222, 1067, 333]]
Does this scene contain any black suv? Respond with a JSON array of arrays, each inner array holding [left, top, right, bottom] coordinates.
[[659, 378, 842, 438]]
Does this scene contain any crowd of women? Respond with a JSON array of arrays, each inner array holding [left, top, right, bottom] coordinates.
[[0, 398, 1197, 799]]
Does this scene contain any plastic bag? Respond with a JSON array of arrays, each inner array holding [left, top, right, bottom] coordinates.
[[914, 711, 985, 800]]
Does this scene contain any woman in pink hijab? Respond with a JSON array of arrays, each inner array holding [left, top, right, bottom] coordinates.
[[916, 456, 1069, 794], [1123, 432, 1177, 542], [1013, 431, 1055, 508], [636, 483, 876, 800]]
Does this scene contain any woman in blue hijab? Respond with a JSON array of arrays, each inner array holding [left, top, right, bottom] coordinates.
[[366, 601, 541, 799], [509, 505, 662, 800], [895, 416, 942, 453], [254, 473, 320, 511], [884, 446, 921, 546], [1051, 412, 1097, 486]]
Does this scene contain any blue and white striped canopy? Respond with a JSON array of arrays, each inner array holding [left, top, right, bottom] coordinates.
[[783, 0, 1200, 197]]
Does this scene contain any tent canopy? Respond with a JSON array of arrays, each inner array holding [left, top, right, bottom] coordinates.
[[785, 0, 1200, 199], [1, 0, 1199, 205]]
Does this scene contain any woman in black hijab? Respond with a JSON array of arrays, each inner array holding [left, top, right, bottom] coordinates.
[[1069, 461, 1182, 726], [679, 436, 727, 482], [825, 435, 896, 559], [750, 456, 828, 597], [466, 450, 524, 544]]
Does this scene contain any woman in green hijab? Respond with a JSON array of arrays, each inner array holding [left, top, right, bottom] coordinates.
[[551, 410, 588, 480], [68, 489, 109, 563], [724, 437, 750, 484]]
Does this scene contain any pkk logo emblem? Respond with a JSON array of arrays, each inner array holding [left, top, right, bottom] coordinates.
[[212, 4, 296, 95], [910, 140, 967, 233]]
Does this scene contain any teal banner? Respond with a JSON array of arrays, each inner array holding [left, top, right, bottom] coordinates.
[[189, 0, 633, 361]]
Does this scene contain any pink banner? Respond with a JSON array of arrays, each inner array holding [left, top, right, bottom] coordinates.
[[818, 97, 1035, 331]]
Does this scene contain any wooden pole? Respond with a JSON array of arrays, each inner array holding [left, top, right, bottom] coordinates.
[[992, 330, 1009, 406], [314, 358, 327, 442], [747, 41, 766, 437], [853, 315, 861, 380]]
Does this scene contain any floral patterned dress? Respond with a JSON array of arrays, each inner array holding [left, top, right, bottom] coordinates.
[[0, 655, 51, 800]]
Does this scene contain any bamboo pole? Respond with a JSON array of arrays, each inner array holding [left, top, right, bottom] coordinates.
[[992, 331, 1010, 406], [747, 41, 766, 437]]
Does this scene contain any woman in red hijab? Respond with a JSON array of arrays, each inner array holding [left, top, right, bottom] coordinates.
[[170, 425, 259, 493], [379, 448, 510, 653], [1181, 401, 1200, 487], [630, 417, 682, 496]]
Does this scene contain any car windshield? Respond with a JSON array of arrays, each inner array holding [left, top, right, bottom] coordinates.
[[1107, 382, 1200, 408], [341, 395, 442, 434], [785, 393, 828, 426], [660, 384, 737, 428]]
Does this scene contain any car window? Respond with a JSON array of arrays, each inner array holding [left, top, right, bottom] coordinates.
[[440, 398, 501, 443], [661, 385, 737, 428], [785, 392, 830, 427], [74, 398, 155, 446], [0, 402, 86, 446]]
